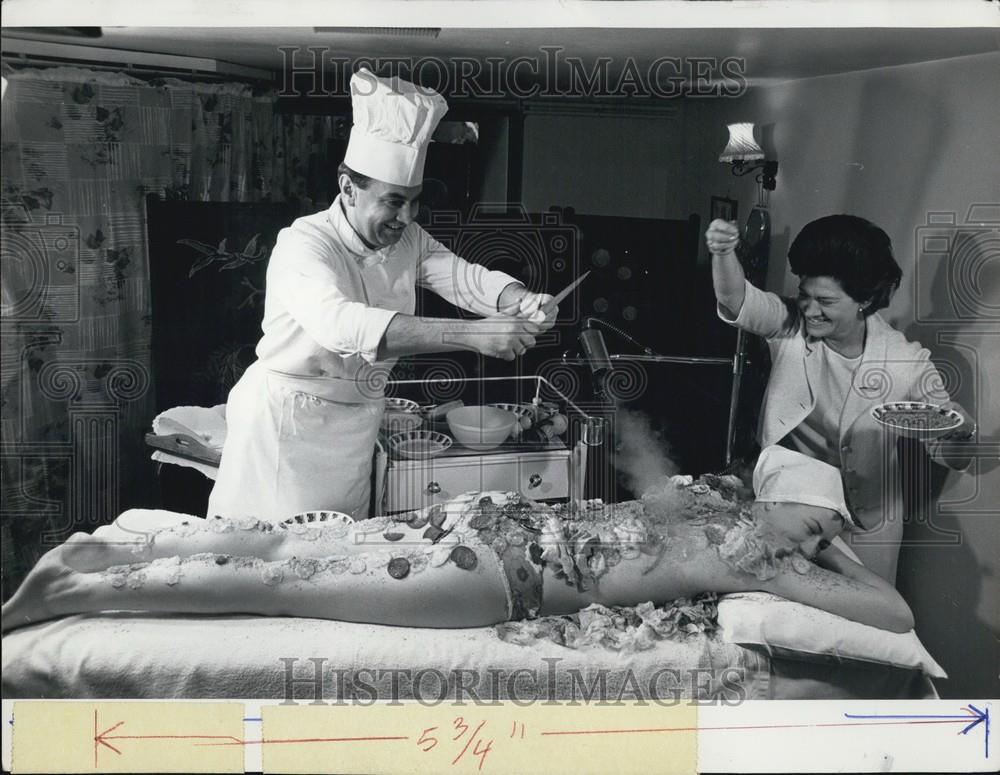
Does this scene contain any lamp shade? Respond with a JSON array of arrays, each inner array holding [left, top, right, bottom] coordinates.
[[719, 122, 764, 163]]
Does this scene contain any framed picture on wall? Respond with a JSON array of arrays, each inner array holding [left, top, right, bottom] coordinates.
[[710, 196, 738, 223]]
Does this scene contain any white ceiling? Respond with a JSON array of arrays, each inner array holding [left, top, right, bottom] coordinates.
[[2, 26, 997, 87]]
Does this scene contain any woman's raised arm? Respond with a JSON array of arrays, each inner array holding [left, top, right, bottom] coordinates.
[[706, 219, 747, 318]]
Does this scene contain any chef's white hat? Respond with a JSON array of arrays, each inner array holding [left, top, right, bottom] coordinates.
[[343, 68, 448, 187], [753, 445, 854, 526]]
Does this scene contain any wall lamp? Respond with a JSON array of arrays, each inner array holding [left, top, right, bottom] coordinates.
[[719, 122, 778, 191]]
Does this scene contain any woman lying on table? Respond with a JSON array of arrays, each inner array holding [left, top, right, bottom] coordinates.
[[1, 446, 914, 635]]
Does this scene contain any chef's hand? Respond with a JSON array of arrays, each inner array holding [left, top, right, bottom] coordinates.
[[516, 291, 557, 330], [500, 290, 557, 330], [473, 316, 542, 361], [706, 219, 740, 258]]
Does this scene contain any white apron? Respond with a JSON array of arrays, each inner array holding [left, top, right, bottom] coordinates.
[[206, 363, 384, 522]]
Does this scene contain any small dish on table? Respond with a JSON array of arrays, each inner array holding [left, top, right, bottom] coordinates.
[[382, 397, 424, 434], [388, 430, 453, 460]]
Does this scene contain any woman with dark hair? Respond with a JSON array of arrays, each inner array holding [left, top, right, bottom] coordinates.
[[789, 214, 902, 320], [707, 214, 975, 583]]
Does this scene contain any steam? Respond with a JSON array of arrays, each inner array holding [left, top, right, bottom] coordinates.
[[612, 409, 679, 497]]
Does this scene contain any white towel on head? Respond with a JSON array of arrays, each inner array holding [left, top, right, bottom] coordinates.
[[753, 445, 854, 526]]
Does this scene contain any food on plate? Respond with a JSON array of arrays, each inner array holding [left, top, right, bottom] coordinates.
[[879, 408, 955, 429]]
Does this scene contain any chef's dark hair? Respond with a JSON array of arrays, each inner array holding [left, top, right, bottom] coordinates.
[[788, 214, 902, 315], [337, 162, 372, 190]]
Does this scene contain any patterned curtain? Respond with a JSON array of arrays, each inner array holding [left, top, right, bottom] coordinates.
[[0, 65, 343, 597]]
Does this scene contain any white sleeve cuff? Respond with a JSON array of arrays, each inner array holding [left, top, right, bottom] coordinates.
[[716, 279, 753, 327], [716, 279, 791, 339], [353, 307, 399, 365]]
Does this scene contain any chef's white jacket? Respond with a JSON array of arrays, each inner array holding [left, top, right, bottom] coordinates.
[[207, 197, 520, 522]]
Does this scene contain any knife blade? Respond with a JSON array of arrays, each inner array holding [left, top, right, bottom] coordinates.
[[541, 270, 591, 315]]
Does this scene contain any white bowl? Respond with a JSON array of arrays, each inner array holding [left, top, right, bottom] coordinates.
[[446, 405, 517, 449], [872, 401, 963, 439]]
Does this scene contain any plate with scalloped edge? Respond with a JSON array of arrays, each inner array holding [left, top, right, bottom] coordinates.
[[872, 401, 962, 439], [283, 510, 355, 526], [384, 397, 420, 413], [388, 429, 453, 460]]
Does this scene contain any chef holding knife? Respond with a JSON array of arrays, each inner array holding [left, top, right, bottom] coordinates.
[[207, 68, 557, 523]]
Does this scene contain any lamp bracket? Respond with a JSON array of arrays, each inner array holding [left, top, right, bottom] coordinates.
[[730, 159, 778, 191]]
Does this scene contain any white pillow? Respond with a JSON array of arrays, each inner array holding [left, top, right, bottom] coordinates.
[[717, 538, 947, 678]]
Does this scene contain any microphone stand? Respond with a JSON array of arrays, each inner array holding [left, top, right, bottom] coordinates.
[[567, 317, 738, 464]]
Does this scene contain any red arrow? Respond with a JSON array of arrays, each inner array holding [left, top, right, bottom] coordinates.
[[92, 710, 408, 766], [93, 711, 245, 767]]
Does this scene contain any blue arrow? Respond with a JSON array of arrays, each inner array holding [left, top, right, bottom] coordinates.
[[844, 704, 990, 759]]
